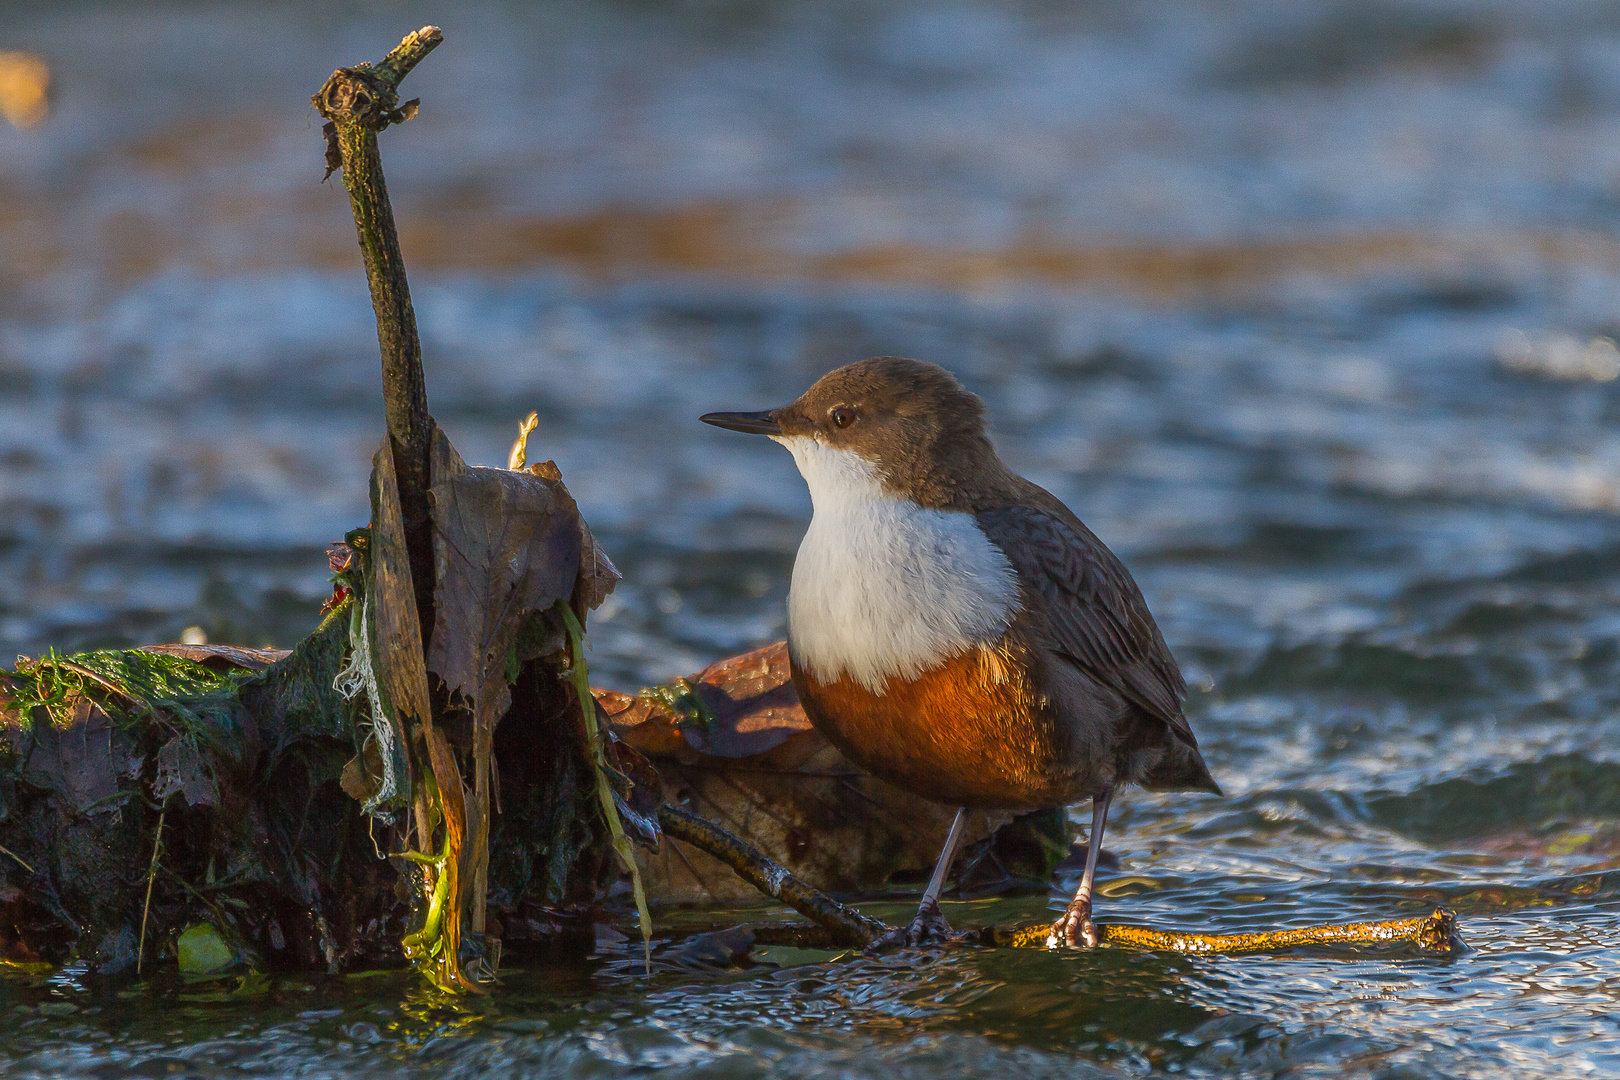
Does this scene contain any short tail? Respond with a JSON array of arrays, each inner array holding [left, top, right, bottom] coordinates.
[[1141, 734, 1222, 796]]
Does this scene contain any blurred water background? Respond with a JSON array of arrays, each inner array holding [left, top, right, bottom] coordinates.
[[4, 0, 1620, 1076]]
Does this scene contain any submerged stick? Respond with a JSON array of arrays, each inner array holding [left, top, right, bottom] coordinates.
[[994, 907, 1460, 953], [657, 803, 1460, 955], [312, 25, 441, 636], [657, 803, 888, 948]]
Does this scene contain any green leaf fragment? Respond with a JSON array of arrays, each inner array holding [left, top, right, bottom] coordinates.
[[177, 923, 235, 975]]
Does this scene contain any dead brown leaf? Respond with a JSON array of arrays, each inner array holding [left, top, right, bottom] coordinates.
[[151, 736, 218, 808], [526, 459, 620, 611], [138, 644, 291, 672], [606, 642, 814, 764], [426, 456, 582, 739], [19, 696, 141, 815]]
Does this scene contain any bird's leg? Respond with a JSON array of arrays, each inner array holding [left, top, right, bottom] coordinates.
[[913, 807, 969, 940], [870, 808, 968, 951], [1050, 789, 1113, 948]]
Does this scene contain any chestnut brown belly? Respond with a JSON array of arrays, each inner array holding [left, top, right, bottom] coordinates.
[[791, 643, 1086, 811]]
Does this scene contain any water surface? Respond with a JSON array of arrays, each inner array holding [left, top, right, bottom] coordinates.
[[3, 1, 1620, 1076]]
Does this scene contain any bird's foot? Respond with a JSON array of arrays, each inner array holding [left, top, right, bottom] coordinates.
[[867, 897, 957, 953], [1047, 897, 1100, 949]]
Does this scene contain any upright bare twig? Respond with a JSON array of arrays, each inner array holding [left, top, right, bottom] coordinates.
[[312, 25, 442, 636], [313, 26, 485, 994]]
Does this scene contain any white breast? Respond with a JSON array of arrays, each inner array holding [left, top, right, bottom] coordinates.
[[773, 436, 1020, 695]]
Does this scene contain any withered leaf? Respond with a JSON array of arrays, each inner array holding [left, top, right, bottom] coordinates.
[[426, 457, 582, 737], [21, 696, 140, 815], [576, 530, 621, 613], [606, 642, 814, 764], [526, 460, 619, 612], [339, 739, 386, 807], [138, 644, 290, 673], [151, 736, 218, 808]]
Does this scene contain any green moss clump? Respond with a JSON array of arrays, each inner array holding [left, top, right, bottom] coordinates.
[[3, 647, 240, 740]]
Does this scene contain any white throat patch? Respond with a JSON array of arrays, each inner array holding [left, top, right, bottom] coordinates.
[[772, 436, 1020, 694]]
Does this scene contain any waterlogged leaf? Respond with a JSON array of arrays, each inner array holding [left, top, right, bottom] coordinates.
[[19, 696, 140, 814], [139, 644, 290, 673], [232, 970, 273, 997], [668, 925, 753, 969], [177, 923, 235, 975], [151, 737, 218, 808]]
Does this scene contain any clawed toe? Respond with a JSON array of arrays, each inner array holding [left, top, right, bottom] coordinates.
[[867, 897, 957, 953], [907, 897, 955, 945], [1047, 901, 1101, 949]]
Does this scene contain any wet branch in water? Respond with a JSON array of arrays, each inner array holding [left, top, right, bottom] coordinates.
[[990, 908, 1461, 953], [661, 802, 1461, 954], [658, 803, 889, 948]]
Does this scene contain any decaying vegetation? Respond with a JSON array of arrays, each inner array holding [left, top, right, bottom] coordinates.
[[0, 26, 1463, 989]]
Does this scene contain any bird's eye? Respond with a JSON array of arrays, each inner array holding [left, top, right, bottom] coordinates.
[[831, 406, 857, 429]]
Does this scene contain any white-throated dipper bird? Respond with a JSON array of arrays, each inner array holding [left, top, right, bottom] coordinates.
[[701, 357, 1219, 948]]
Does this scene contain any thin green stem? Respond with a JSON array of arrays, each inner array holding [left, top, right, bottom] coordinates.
[[558, 602, 653, 965], [137, 804, 166, 976], [0, 841, 33, 875]]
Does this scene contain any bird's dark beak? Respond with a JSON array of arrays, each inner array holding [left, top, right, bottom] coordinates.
[[700, 410, 783, 436]]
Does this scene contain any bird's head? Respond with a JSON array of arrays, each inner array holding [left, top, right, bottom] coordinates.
[[701, 356, 997, 510]]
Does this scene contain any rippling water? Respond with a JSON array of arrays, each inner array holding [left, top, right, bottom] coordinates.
[[4, 0, 1620, 1076]]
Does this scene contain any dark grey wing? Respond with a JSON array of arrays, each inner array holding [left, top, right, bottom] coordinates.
[[976, 502, 1198, 749]]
